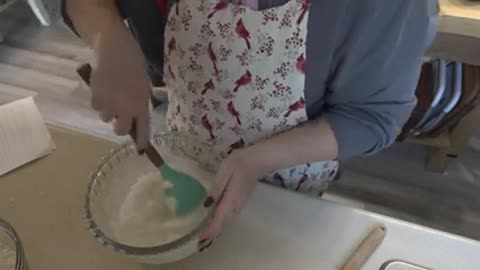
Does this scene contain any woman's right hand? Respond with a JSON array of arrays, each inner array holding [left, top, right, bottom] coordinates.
[[90, 21, 151, 149]]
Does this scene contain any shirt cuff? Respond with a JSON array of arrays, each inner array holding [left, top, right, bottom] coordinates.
[[324, 106, 402, 160]]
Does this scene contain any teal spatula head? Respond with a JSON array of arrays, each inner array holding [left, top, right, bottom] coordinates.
[[160, 164, 207, 216]]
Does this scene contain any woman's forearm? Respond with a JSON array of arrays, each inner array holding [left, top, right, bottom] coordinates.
[[247, 118, 339, 174], [66, 0, 126, 50]]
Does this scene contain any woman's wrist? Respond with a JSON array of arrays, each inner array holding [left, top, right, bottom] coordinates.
[[67, 0, 124, 50], [241, 118, 339, 175]]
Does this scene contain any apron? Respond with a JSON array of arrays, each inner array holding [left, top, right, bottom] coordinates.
[[157, 0, 338, 195]]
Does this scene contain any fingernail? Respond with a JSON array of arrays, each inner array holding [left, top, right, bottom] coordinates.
[[204, 196, 214, 208], [199, 241, 213, 252]]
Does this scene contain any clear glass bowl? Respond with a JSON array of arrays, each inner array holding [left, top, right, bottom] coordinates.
[[84, 132, 216, 264], [0, 218, 26, 270]]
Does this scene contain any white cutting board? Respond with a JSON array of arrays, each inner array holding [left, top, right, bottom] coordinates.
[[0, 97, 55, 176]]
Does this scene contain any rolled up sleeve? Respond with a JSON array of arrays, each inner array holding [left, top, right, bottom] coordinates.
[[324, 65, 420, 159], [323, 0, 438, 159]]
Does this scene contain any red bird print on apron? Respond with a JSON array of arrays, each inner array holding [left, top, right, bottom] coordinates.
[[159, 0, 338, 195]]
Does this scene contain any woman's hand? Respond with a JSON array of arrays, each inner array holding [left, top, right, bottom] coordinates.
[[199, 146, 267, 250], [89, 21, 151, 149], [68, 0, 152, 149], [197, 119, 338, 251]]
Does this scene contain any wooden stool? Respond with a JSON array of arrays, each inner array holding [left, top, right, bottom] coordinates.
[[406, 105, 480, 172], [426, 105, 480, 172]]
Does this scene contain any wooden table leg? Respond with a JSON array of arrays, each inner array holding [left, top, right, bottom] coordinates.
[[427, 105, 480, 172], [427, 148, 453, 173]]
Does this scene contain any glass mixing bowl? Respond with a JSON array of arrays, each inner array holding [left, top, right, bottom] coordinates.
[[0, 218, 26, 270], [84, 132, 217, 265]]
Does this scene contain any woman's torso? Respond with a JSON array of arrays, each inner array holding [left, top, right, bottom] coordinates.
[[114, 0, 439, 161]]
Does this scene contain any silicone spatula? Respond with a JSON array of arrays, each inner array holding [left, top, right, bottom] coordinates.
[[77, 64, 206, 216], [160, 163, 207, 215]]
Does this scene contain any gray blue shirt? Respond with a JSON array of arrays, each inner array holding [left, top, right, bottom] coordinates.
[[62, 0, 439, 159]]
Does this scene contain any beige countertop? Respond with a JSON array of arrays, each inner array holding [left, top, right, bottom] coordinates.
[[0, 126, 134, 269], [430, 0, 480, 65], [441, 0, 480, 21], [2, 126, 480, 270]]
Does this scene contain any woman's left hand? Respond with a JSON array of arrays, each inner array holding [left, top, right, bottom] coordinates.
[[199, 146, 266, 250]]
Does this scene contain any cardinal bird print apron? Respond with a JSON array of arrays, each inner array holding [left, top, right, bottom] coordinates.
[[158, 0, 339, 195]]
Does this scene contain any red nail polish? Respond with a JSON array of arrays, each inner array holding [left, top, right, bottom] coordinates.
[[199, 241, 213, 252], [204, 196, 214, 208]]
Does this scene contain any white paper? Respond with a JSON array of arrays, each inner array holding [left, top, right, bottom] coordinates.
[[0, 97, 55, 176]]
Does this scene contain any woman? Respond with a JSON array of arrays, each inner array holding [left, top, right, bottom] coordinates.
[[63, 0, 438, 250]]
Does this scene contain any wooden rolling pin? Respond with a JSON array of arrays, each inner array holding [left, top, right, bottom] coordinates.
[[339, 225, 387, 270]]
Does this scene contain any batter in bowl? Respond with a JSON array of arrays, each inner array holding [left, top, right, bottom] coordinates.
[[113, 172, 208, 247]]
